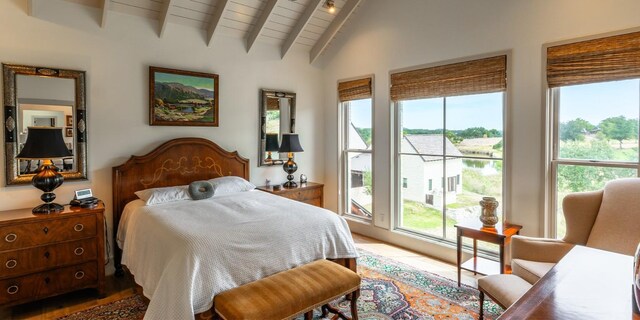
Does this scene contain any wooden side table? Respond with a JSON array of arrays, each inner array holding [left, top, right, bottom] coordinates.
[[455, 221, 522, 286]]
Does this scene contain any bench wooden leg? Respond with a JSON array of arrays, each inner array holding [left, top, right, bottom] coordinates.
[[479, 290, 485, 320], [304, 310, 313, 320], [350, 289, 359, 320]]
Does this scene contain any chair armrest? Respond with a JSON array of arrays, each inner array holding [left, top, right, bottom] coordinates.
[[511, 235, 574, 263], [562, 190, 603, 245]]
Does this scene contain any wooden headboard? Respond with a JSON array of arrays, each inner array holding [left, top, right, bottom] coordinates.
[[111, 137, 249, 274]]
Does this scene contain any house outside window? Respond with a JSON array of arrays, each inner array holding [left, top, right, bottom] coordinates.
[[339, 77, 373, 220], [402, 178, 408, 188], [392, 55, 507, 244], [546, 32, 640, 238]]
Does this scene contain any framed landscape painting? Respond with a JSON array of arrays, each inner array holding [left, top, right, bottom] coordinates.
[[149, 66, 219, 126]]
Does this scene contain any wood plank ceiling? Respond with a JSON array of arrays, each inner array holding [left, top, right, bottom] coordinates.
[[55, 0, 365, 63]]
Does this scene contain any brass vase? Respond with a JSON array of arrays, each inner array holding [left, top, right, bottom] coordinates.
[[479, 197, 499, 227]]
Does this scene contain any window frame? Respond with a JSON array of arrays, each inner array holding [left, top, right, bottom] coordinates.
[[338, 76, 375, 222], [546, 84, 640, 238], [393, 92, 508, 249]]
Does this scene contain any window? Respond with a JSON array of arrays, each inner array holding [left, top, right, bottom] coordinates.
[[392, 55, 506, 244], [339, 77, 373, 220], [547, 31, 640, 238]]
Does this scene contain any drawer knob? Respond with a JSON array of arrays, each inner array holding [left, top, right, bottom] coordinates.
[[74, 271, 85, 279], [44, 277, 50, 284], [73, 224, 84, 232], [74, 247, 85, 256], [44, 251, 50, 259], [5, 259, 17, 269], [4, 233, 17, 243], [42, 227, 49, 234], [6, 285, 18, 295]]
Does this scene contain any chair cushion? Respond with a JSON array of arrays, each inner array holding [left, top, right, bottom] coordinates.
[[478, 274, 532, 309], [214, 259, 360, 320], [586, 178, 640, 255], [511, 259, 555, 284]]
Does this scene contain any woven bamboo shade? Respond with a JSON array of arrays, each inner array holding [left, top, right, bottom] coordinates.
[[338, 77, 372, 102], [266, 98, 280, 111], [390, 55, 506, 101], [547, 31, 640, 87]]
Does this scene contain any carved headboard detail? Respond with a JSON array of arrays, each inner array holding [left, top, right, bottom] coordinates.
[[111, 137, 249, 273]]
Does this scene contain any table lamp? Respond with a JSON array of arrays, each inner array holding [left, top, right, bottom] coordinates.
[[265, 133, 280, 163], [278, 133, 303, 188], [16, 127, 73, 214]]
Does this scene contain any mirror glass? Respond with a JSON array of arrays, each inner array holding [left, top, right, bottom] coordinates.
[[3, 64, 87, 185], [17, 75, 75, 174], [259, 90, 296, 166]]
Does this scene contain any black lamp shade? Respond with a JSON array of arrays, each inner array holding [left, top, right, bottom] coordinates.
[[279, 133, 304, 153], [17, 127, 72, 159], [265, 133, 280, 152]]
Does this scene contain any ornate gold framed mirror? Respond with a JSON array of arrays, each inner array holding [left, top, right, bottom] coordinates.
[[3, 64, 88, 185], [259, 89, 296, 167]]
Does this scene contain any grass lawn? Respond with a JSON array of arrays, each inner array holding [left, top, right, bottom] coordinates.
[[401, 200, 456, 232]]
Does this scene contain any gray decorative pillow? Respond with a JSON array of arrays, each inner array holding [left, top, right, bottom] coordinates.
[[188, 181, 214, 200]]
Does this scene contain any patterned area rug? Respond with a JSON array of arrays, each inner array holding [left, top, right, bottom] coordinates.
[[58, 249, 502, 319]]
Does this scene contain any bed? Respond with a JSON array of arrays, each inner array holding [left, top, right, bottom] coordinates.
[[112, 138, 358, 320]]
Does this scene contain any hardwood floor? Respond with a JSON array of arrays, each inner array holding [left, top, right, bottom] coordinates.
[[1, 233, 480, 319]]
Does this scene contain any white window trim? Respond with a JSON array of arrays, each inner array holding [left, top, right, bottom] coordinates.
[[337, 77, 375, 223], [392, 92, 509, 246], [545, 85, 640, 238]]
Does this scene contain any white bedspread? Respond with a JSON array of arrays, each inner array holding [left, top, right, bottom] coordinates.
[[117, 190, 358, 320]]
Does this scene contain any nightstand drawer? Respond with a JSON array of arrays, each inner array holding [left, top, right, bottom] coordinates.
[[0, 238, 97, 279], [288, 189, 322, 206], [0, 215, 96, 251], [0, 261, 98, 305]]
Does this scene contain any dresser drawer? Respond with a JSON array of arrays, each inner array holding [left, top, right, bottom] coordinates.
[[286, 188, 322, 206], [0, 261, 97, 305], [0, 238, 97, 279], [0, 215, 96, 251]]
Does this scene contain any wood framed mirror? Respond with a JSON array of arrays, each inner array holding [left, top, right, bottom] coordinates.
[[259, 89, 296, 166], [3, 64, 88, 185]]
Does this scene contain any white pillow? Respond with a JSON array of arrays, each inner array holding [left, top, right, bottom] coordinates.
[[134, 185, 191, 206], [208, 176, 256, 196]]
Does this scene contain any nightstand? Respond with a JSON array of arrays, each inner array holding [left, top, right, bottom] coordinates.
[[455, 220, 522, 286], [256, 182, 324, 207], [0, 203, 106, 306]]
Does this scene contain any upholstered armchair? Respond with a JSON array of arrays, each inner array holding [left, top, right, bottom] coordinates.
[[478, 178, 640, 318], [511, 177, 640, 284]]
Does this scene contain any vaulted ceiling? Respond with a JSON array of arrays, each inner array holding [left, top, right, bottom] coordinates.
[[36, 0, 365, 63]]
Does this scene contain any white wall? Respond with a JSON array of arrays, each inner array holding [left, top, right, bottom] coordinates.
[[320, 0, 640, 262], [0, 0, 325, 272]]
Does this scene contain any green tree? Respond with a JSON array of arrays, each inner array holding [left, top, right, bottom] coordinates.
[[557, 140, 635, 192], [363, 170, 372, 195], [559, 118, 595, 141], [599, 116, 636, 148]]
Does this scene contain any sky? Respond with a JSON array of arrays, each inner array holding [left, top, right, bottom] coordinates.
[[349, 79, 640, 130], [155, 72, 215, 91], [560, 79, 639, 124]]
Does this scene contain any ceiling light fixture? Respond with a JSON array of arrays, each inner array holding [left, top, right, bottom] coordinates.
[[325, 0, 336, 14]]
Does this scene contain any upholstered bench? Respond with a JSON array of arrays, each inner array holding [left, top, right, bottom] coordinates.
[[214, 259, 361, 320], [477, 274, 532, 320]]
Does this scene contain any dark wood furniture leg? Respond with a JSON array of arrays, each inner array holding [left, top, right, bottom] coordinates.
[[499, 241, 505, 274], [473, 239, 478, 275], [457, 228, 462, 286], [479, 290, 485, 320]]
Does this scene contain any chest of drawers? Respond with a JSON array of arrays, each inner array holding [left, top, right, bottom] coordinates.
[[256, 182, 324, 207], [0, 204, 105, 306]]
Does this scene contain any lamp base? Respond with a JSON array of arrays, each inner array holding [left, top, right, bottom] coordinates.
[[32, 202, 64, 214], [283, 180, 298, 188]]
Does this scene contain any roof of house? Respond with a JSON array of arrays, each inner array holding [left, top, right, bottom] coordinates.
[[404, 134, 463, 158], [457, 137, 502, 147]]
